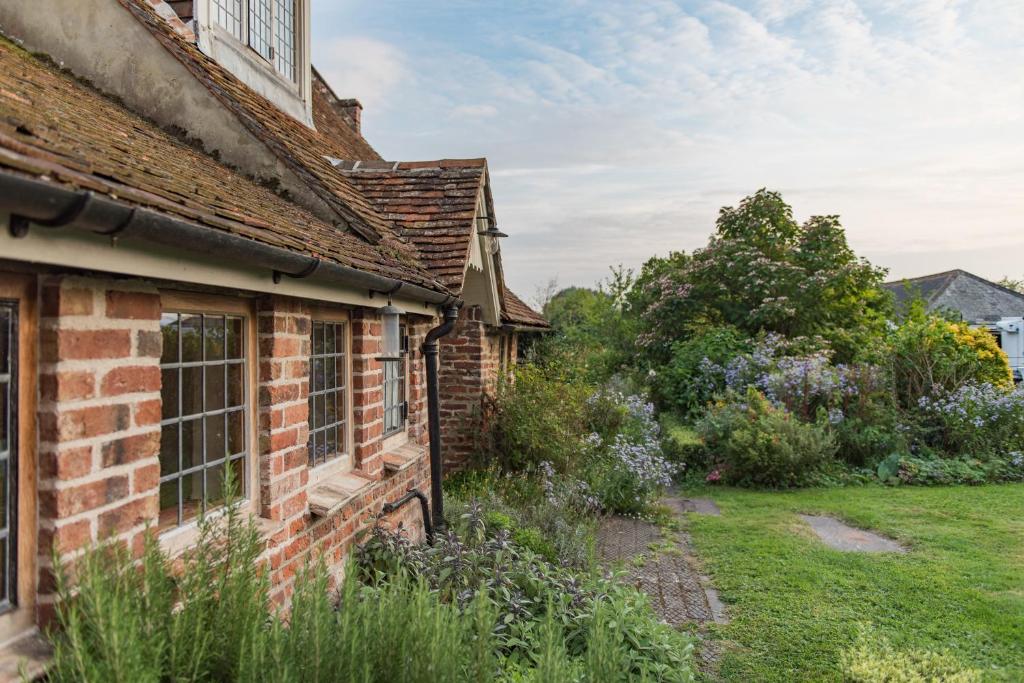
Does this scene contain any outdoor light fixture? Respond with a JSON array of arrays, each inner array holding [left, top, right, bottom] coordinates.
[[476, 215, 508, 238], [379, 301, 405, 359]]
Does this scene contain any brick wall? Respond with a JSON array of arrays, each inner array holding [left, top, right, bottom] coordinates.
[[438, 305, 513, 470], [34, 279, 437, 615], [37, 276, 163, 622]]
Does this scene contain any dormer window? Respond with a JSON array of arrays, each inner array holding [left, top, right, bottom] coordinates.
[[198, 0, 312, 125], [211, 0, 296, 82]]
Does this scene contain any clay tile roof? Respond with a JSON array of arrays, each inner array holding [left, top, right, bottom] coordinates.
[[311, 67, 381, 162], [338, 160, 489, 291], [0, 36, 448, 294], [502, 289, 550, 329], [119, 0, 424, 267]]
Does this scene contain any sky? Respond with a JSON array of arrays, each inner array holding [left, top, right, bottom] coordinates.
[[311, 1, 1024, 304]]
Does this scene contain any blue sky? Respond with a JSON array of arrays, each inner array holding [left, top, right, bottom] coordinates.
[[311, 1, 1024, 303]]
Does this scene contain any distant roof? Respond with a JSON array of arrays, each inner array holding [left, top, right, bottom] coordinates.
[[0, 36, 447, 293], [883, 269, 1024, 323], [338, 159, 489, 292], [502, 289, 550, 329]]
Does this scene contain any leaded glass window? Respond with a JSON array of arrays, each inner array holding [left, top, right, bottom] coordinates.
[[308, 321, 347, 467], [247, 0, 272, 61], [0, 302, 16, 612], [159, 312, 248, 532], [274, 0, 296, 82], [383, 326, 408, 436], [212, 0, 243, 39]]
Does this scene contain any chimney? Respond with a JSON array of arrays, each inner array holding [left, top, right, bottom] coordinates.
[[336, 98, 363, 135]]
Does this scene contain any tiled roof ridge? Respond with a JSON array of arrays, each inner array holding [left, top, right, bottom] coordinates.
[[502, 289, 550, 328], [117, 0, 428, 271], [339, 158, 488, 172]]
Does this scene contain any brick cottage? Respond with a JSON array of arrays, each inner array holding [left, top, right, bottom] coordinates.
[[0, 0, 547, 670]]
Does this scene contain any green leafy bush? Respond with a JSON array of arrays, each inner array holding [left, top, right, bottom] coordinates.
[[477, 364, 591, 474], [652, 325, 749, 416], [696, 388, 838, 487], [889, 307, 1013, 408]]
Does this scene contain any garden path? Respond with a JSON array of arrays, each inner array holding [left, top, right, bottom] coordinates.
[[597, 494, 727, 675]]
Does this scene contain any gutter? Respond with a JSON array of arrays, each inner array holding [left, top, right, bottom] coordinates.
[[0, 172, 453, 306], [422, 301, 461, 532]]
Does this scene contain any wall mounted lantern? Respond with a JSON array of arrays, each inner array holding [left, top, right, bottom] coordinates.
[[379, 301, 404, 359]]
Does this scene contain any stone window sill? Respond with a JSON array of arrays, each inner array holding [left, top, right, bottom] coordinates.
[[382, 442, 425, 475], [0, 629, 51, 682], [308, 472, 374, 518]]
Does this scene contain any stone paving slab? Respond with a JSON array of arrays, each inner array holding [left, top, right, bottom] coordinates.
[[799, 514, 907, 553]]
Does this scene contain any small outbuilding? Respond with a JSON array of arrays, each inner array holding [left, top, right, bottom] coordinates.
[[884, 269, 1024, 378]]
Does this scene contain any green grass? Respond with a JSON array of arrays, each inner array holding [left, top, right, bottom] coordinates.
[[683, 484, 1024, 682]]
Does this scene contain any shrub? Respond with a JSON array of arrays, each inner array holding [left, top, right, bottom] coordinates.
[[478, 364, 592, 473], [696, 388, 838, 487], [581, 395, 679, 514], [659, 413, 705, 469], [652, 325, 749, 416], [358, 522, 695, 682], [889, 309, 1013, 408], [915, 382, 1024, 458]]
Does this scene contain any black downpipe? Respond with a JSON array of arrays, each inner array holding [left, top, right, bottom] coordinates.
[[381, 489, 434, 545], [423, 302, 462, 532]]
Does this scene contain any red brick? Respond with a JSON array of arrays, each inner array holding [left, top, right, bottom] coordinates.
[[98, 496, 158, 537], [40, 446, 93, 480], [41, 519, 92, 554], [43, 476, 129, 517], [42, 286, 93, 317], [105, 291, 160, 320], [101, 431, 159, 467], [136, 330, 163, 358], [134, 399, 161, 427], [51, 404, 132, 441], [48, 329, 132, 360], [260, 383, 301, 404], [133, 463, 161, 494], [101, 365, 160, 397], [40, 371, 95, 402]]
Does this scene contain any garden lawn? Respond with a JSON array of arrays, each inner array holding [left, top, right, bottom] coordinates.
[[683, 484, 1024, 682]]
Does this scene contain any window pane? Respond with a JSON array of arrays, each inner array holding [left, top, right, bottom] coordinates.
[[212, 0, 243, 39], [159, 481, 179, 531], [226, 317, 244, 359], [313, 322, 324, 356], [313, 394, 324, 430], [326, 357, 335, 390], [227, 410, 245, 456], [205, 414, 226, 463], [312, 357, 324, 393], [248, 0, 272, 60], [0, 461, 6, 529], [0, 308, 11, 375], [181, 418, 201, 471], [160, 313, 179, 364], [205, 365, 225, 411], [0, 383, 6, 454], [205, 316, 225, 361], [161, 369, 179, 420], [180, 315, 202, 363], [326, 391, 337, 427], [182, 366, 203, 417], [325, 324, 336, 354], [206, 462, 226, 511], [274, 0, 296, 81], [227, 363, 244, 408], [181, 471, 202, 524], [159, 424, 179, 476]]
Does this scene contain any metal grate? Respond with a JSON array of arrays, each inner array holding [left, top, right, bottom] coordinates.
[[383, 326, 408, 436], [212, 0, 243, 39], [274, 0, 296, 81], [158, 312, 248, 531], [247, 0, 273, 61], [0, 301, 17, 613], [308, 321, 347, 468]]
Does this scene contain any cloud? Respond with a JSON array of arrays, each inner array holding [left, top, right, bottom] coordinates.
[[313, 37, 407, 110], [312, 1, 1024, 295]]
